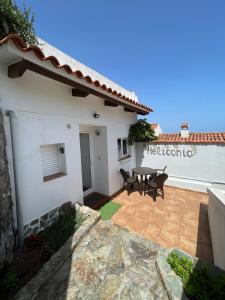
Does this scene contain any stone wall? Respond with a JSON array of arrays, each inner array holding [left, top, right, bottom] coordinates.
[[0, 110, 15, 270], [24, 206, 60, 237], [24, 201, 76, 237]]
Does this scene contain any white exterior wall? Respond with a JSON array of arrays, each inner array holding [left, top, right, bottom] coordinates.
[[153, 125, 162, 136], [136, 143, 225, 192], [208, 188, 225, 270], [0, 60, 137, 226]]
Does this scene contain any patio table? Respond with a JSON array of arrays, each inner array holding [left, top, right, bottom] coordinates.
[[132, 167, 157, 193]]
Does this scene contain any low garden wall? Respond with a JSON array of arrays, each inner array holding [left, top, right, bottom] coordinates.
[[136, 142, 225, 192], [208, 188, 225, 270]]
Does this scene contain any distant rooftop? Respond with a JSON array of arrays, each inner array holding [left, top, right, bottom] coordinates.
[[156, 132, 225, 144]]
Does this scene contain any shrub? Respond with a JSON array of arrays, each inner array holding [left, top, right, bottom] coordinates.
[[0, 0, 38, 45], [39, 212, 86, 252], [128, 118, 157, 145], [0, 272, 18, 290], [167, 251, 225, 300]]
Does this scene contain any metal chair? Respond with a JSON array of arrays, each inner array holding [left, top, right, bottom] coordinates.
[[156, 165, 167, 174], [144, 173, 168, 201], [120, 168, 140, 192]]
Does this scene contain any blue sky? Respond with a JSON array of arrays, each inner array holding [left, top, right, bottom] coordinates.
[[16, 0, 225, 133]]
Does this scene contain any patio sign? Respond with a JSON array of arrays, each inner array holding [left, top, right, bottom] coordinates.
[[146, 145, 198, 158]]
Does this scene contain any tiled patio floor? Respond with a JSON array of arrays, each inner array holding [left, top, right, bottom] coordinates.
[[111, 185, 213, 263]]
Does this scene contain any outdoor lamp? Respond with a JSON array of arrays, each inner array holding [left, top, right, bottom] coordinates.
[[93, 112, 100, 119], [95, 129, 101, 136]]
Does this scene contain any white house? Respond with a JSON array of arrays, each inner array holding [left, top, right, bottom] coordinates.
[[0, 34, 152, 239]]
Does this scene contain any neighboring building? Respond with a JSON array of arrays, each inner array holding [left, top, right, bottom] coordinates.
[[136, 123, 225, 192], [150, 123, 162, 136], [0, 34, 151, 239]]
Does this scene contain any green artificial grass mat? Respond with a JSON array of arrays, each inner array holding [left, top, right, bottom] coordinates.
[[98, 201, 122, 220]]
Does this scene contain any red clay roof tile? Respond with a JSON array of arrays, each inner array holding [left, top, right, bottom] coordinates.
[[155, 132, 225, 144], [0, 34, 152, 113]]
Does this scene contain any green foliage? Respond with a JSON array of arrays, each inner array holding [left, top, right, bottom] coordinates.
[[0, 0, 38, 45], [0, 272, 18, 290], [167, 251, 193, 283], [128, 118, 157, 145], [167, 251, 225, 300], [40, 212, 86, 252]]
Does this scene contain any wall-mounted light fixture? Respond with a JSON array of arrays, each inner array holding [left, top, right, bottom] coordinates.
[[95, 129, 101, 136], [93, 112, 100, 119]]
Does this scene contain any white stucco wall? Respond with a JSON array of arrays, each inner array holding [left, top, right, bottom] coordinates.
[[136, 143, 225, 192], [0, 49, 137, 226], [208, 188, 225, 270], [153, 125, 162, 136]]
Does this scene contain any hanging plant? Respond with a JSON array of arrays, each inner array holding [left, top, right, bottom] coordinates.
[[128, 118, 158, 145], [0, 0, 38, 45]]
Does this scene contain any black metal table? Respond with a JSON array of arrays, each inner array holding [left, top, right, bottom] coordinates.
[[132, 167, 157, 193]]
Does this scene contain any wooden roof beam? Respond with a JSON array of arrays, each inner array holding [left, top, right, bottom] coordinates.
[[104, 100, 118, 107], [72, 89, 89, 97], [8, 59, 149, 115], [124, 107, 135, 113]]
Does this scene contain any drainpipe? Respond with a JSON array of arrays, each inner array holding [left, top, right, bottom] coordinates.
[[6, 110, 24, 247]]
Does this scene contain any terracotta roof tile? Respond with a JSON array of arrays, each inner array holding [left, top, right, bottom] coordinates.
[[155, 132, 225, 144], [0, 34, 152, 113]]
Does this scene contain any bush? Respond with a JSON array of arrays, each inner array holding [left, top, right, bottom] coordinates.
[[167, 251, 225, 300], [0, 0, 38, 45], [128, 118, 157, 145], [39, 212, 86, 252], [0, 272, 18, 290]]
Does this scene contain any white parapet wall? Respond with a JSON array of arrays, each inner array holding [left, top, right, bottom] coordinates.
[[136, 143, 225, 192], [208, 188, 225, 270]]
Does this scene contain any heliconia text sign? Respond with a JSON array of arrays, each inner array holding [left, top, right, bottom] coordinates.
[[146, 145, 197, 158]]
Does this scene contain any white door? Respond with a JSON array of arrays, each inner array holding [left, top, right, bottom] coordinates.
[[79, 132, 94, 196]]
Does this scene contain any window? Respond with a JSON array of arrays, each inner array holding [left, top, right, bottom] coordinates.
[[40, 143, 67, 181], [117, 138, 130, 160]]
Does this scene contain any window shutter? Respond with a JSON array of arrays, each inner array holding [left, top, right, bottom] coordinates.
[[41, 145, 61, 177]]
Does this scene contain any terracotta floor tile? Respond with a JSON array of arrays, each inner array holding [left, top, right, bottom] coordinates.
[[181, 226, 199, 243], [162, 222, 182, 235], [182, 217, 199, 228], [159, 230, 180, 246], [141, 225, 160, 241], [126, 223, 144, 234], [148, 214, 166, 227], [167, 213, 183, 224], [178, 236, 197, 256], [153, 207, 169, 218], [111, 186, 212, 262]]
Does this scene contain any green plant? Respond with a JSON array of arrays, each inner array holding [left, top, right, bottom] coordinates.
[[0, 0, 38, 45], [167, 251, 193, 283], [0, 272, 18, 290], [128, 118, 157, 145], [40, 212, 86, 252], [167, 251, 225, 300]]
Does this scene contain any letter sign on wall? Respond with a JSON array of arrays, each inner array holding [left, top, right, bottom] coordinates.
[[147, 145, 197, 158]]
